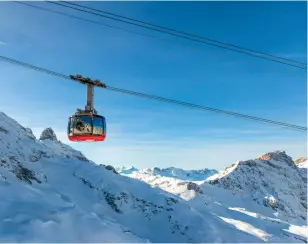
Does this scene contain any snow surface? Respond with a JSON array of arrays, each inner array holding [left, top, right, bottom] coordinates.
[[217, 216, 273, 241], [0, 111, 307, 243]]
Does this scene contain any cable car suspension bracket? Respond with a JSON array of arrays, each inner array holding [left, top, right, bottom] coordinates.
[[69, 74, 107, 88], [69, 74, 106, 115]]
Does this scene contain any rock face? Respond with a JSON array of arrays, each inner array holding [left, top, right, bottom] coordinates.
[[105, 165, 119, 174], [177, 182, 203, 194], [255, 150, 295, 167], [207, 151, 307, 220], [294, 157, 307, 168], [39, 127, 58, 141], [295, 157, 307, 164]]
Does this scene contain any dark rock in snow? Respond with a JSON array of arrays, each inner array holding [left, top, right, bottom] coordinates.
[[12, 164, 42, 185], [186, 182, 203, 194], [0, 126, 9, 134], [105, 165, 119, 174], [39, 128, 58, 141]]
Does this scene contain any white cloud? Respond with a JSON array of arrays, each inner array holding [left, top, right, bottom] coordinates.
[[0, 41, 7, 45]]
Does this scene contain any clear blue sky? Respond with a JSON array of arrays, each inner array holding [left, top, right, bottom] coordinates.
[[0, 1, 306, 170]]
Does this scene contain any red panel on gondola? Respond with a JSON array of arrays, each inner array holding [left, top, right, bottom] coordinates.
[[68, 134, 106, 142]]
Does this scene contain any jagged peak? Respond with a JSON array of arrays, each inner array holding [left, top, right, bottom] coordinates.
[[39, 127, 58, 141], [255, 150, 294, 166], [295, 157, 307, 164], [295, 157, 308, 168], [117, 165, 138, 171]]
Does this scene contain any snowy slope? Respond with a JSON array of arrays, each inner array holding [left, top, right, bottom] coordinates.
[[117, 154, 307, 242], [206, 151, 307, 221], [0, 111, 283, 243], [0, 111, 307, 243]]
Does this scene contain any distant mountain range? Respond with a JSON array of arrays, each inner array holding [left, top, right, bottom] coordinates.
[[116, 166, 218, 181]]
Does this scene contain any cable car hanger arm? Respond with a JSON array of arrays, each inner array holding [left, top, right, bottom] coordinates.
[[69, 74, 106, 88]]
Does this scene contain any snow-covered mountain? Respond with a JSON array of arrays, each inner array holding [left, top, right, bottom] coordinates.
[[116, 166, 215, 199], [206, 151, 307, 221], [118, 153, 307, 222], [117, 166, 218, 181], [294, 157, 308, 187], [295, 157, 308, 168], [0, 111, 307, 242], [117, 154, 307, 242]]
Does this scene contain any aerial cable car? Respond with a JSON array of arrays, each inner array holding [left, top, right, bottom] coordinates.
[[67, 75, 106, 142]]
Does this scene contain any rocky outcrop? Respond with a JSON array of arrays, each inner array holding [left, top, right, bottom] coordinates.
[[39, 127, 57, 141], [294, 157, 307, 168], [255, 150, 295, 168], [177, 181, 203, 194], [105, 165, 119, 174]]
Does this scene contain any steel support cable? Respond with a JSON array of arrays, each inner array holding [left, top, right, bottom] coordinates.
[[14, 1, 305, 82], [0, 56, 70, 80], [14, 1, 307, 77], [46, 1, 306, 70], [13, 1, 168, 41], [105, 86, 307, 131], [61, 0, 307, 66], [0, 55, 306, 131]]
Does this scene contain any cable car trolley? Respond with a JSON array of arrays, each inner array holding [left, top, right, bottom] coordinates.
[[67, 75, 106, 142]]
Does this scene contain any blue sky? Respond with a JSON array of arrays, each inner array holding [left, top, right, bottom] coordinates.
[[0, 1, 306, 170]]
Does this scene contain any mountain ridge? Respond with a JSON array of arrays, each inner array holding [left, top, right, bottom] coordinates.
[[117, 165, 218, 181], [0, 111, 307, 242]]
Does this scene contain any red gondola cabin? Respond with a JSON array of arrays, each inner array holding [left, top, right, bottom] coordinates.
[[68, 114, 106, 142]]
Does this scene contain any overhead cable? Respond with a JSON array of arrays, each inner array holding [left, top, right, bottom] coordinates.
[[61, 0, 307, 66], [45, 1, 307, 70], [0, 55, 306, 132]]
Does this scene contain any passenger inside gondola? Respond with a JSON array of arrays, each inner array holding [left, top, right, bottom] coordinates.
[[71, 116, 92, 134]]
